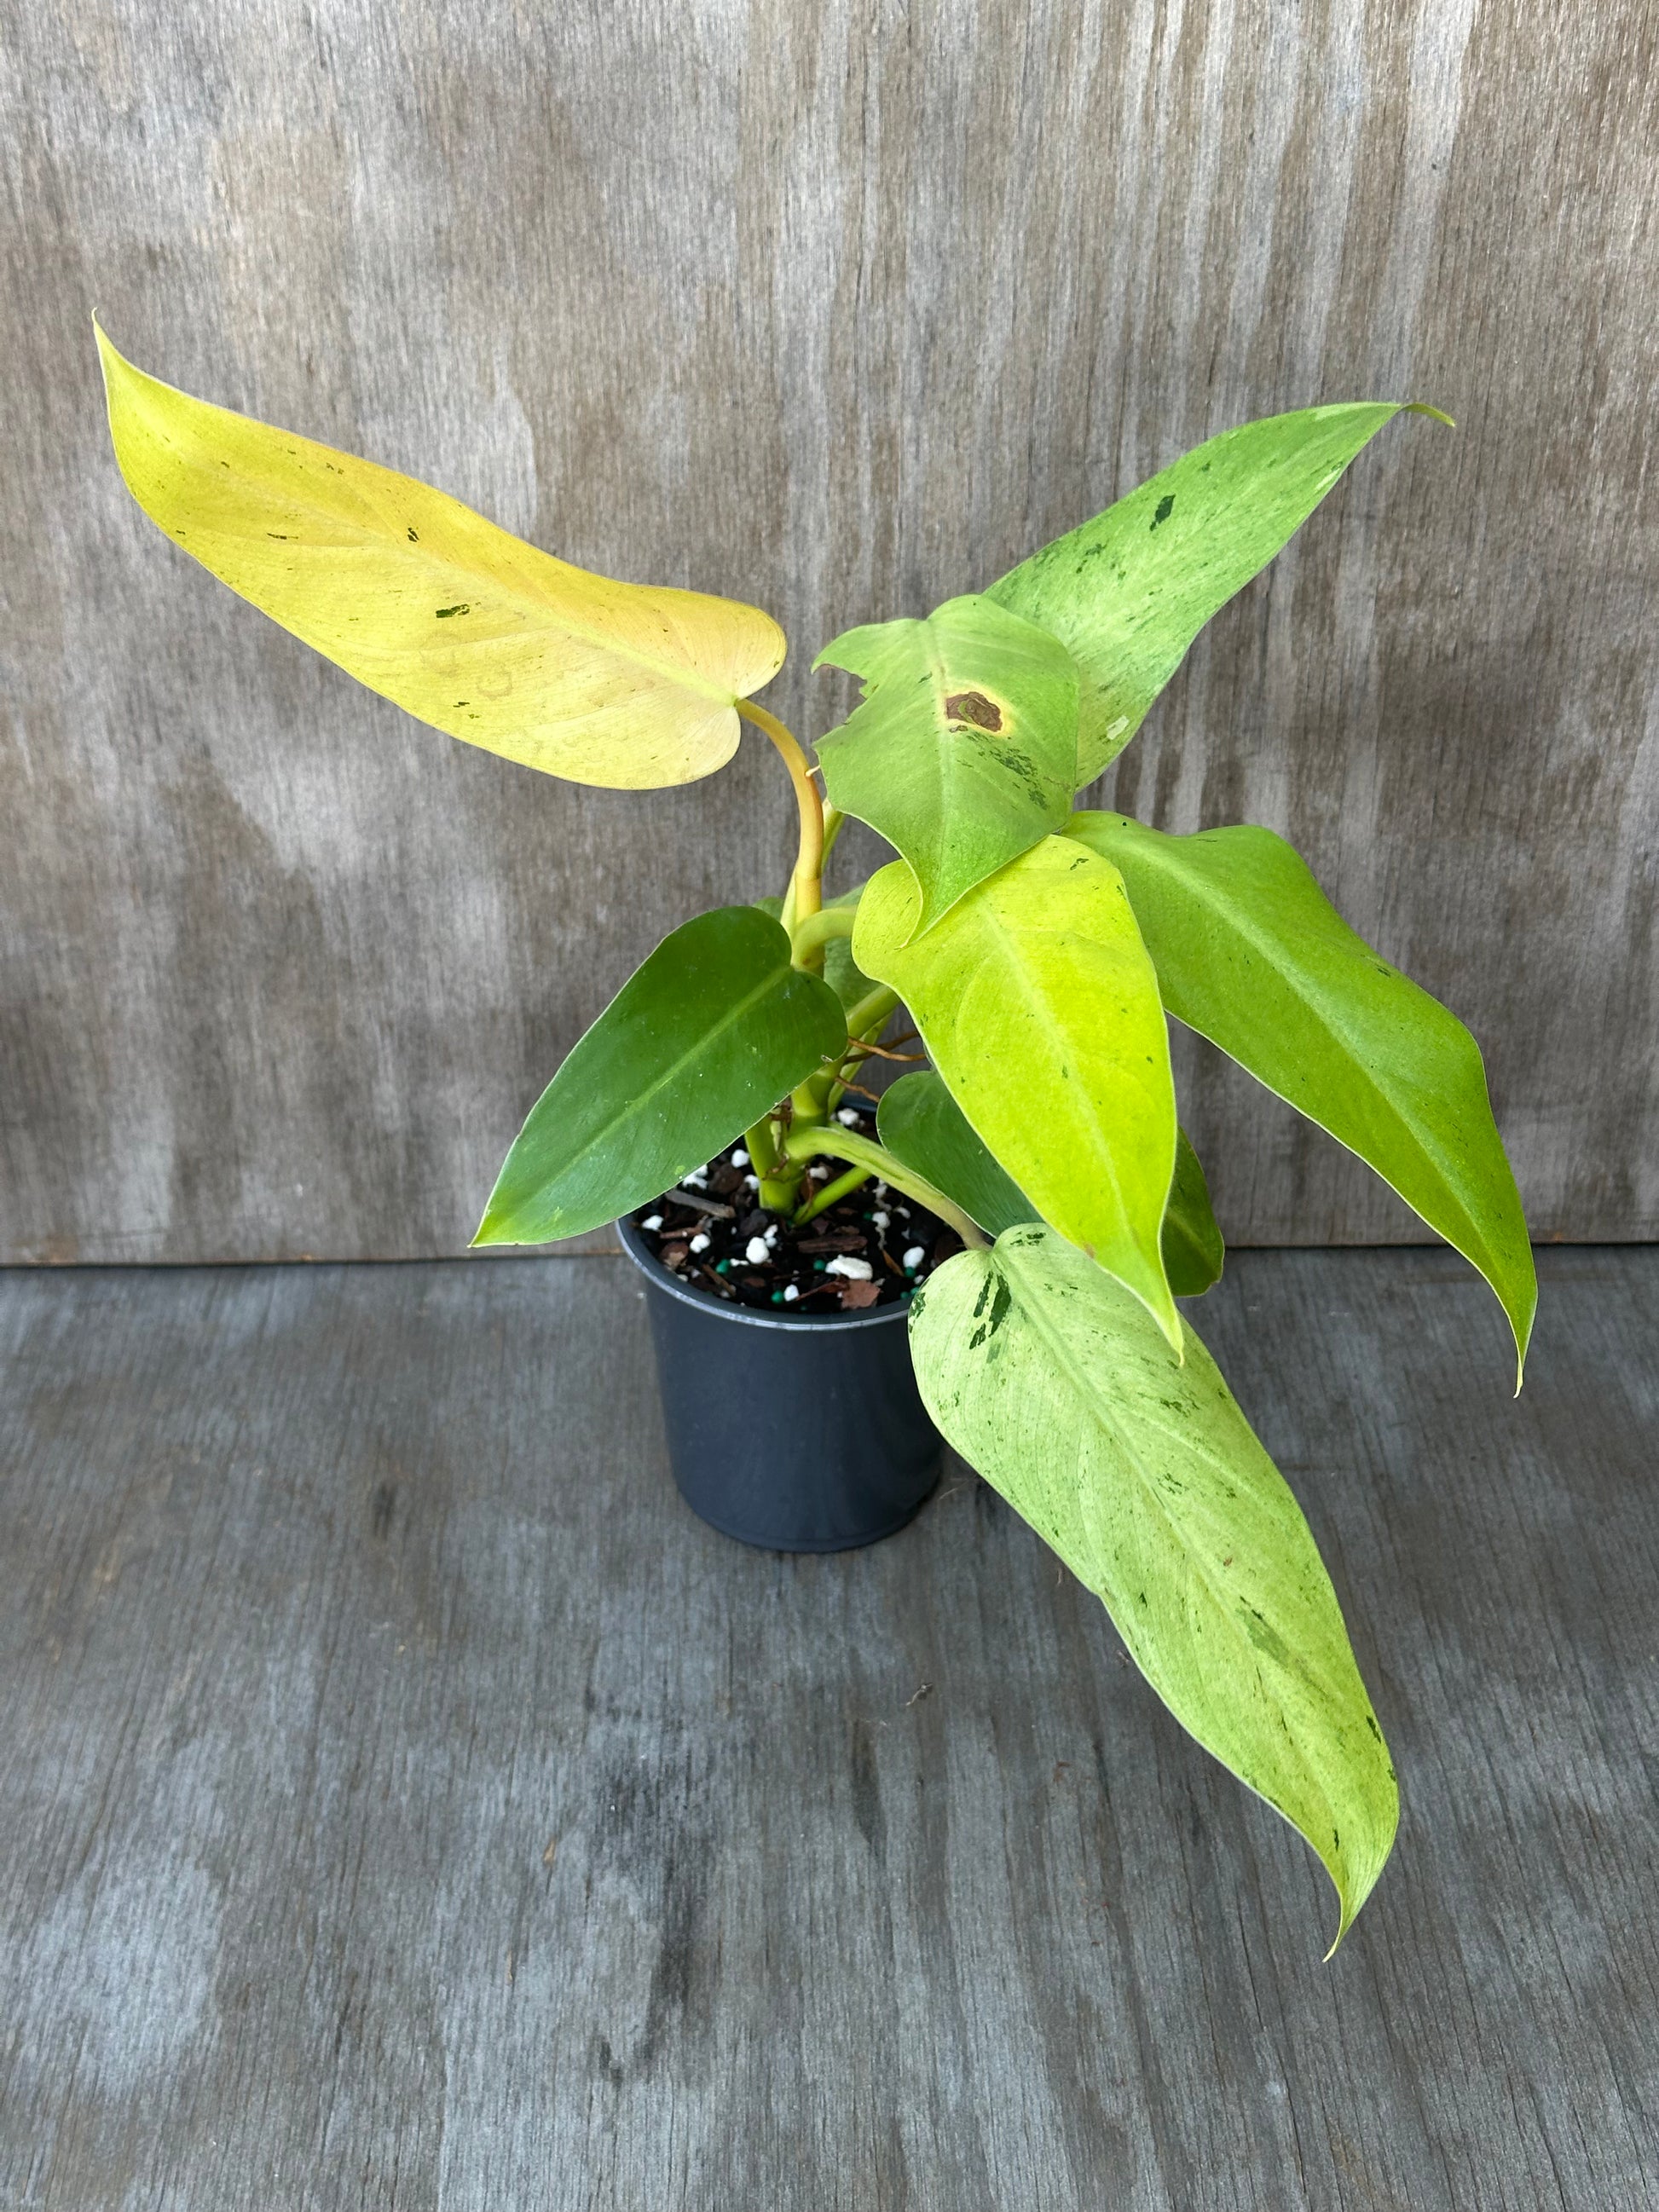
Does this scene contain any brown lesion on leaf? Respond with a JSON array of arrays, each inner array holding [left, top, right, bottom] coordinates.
[[944, 690, 1004, 733]]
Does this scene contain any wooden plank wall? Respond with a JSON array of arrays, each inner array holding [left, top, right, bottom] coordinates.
[[3, 0, 1655, 1264]]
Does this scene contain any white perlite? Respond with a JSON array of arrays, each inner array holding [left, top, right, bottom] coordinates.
[[731, 1147, 749, 1167], [825, 1255, 873, 1281], [782, 1283, 800, 1302], [745, 1236, 771, 1266], [641, 1215, 663, 1232], [903, 1245, 926, 1272], [689, 1233, 709, 1254], [835, 1107, 860, 1126]]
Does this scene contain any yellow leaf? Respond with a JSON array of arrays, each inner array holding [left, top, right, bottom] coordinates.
[[95, 325, 785, 790], [854, 840, 1182, 1349]]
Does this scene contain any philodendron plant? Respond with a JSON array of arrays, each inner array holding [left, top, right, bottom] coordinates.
[[100, 326, 1535, 1949]]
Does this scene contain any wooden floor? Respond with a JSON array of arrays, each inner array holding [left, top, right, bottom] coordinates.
[[2, 1249, 1655, 2210]]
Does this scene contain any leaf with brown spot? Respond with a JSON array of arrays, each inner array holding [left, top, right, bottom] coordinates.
[[943, 690, 1003, 731], [814, 595, 1078, 936]]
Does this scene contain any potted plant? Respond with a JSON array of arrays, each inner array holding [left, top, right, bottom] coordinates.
[[98, 329, 1533, 1948]]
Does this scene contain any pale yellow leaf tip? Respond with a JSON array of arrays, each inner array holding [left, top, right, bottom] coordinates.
[[92, 315, 121, 403], [1511, 1289, 1536, 1397], [92, 315, 133, 392], [1403, 401, 1456, 430], [1321, 1856, 1375, 1962]]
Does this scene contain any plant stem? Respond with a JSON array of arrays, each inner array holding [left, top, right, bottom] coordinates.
[[781, 1124, 989, 1249], [841, 983, 899, 1039], [818, 984, 903, 1112], [738, 698, 823, 924], [790, 904, 858, 962], [743, 1114, 780, 1179], [791, 1161, 872, 1227]]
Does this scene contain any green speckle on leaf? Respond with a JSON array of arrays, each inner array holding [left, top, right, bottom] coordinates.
[[968, 1273, 1012, 1349]]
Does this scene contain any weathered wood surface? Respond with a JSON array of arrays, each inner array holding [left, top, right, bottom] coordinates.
[[3, 0, 1656, 1263], [2, 1247, 1655, 2208]]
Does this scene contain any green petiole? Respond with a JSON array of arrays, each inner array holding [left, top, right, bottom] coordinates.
[[791, 1159, 872, 1227], [781, 1123, 988, 1249]]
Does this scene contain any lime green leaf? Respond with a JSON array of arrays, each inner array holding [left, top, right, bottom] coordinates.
[[1165, 1128, 1224, 1297], [853, 839, 1180, 1346], [1070, 811, 1534, 1375], [881, 1071, 1223, 1294], [815, 596, 1078, 933], [877, 1071, 1033, 1235], [909, 1226, 1397, 1947], [476, 908, 845, 1244], [988, 403, 1448, 783], [97, 324, 785, 791]]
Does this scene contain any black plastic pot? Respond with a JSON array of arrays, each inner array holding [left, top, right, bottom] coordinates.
[[616, 1215, 942, 1552]]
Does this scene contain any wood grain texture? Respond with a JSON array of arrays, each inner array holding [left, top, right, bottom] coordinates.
[[1, 0, 1656, 1262], [2, 1248, 1656, 2207]]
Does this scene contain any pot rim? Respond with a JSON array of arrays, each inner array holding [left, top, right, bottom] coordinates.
[[615, 1214, 915, 1334]]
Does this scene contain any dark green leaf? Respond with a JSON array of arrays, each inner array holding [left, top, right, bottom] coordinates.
[[820, 881, 875, 1011], [1164, 1128, 1224, 1296], [877, 1071, 1032, 1235], [476, 907, 846, 1245], [815, 595, 1078, 933], [1069, 811, 1535, 1375], [988, 404, 1448, 783]]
